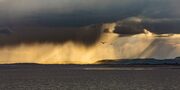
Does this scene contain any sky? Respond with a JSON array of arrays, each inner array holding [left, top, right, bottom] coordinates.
[[0, 0, 180, 33], [0, 0, 180, 64]]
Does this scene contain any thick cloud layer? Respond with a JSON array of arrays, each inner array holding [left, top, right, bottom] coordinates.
[[0, 26, 103, 46], [0, 0, 180, 33], [0, 17, 180, 46]]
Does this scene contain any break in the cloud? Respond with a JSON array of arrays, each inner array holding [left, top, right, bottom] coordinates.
[[115, 17, 180, 34]]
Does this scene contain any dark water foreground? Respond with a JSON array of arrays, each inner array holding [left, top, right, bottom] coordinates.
[[0, 64, 180, 90]]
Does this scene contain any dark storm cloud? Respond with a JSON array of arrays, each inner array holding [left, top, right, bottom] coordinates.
[[0, 0, 179, 27], [0, 26, 103, 46], [0, 0, 176, 25], [0, 0, 145, 26], [0, 27, 12, 35], [0, 0, 180, 46], [0, 0, 178, 32]]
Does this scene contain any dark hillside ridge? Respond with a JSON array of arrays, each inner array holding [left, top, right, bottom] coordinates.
[[98, 57, 180, 65]]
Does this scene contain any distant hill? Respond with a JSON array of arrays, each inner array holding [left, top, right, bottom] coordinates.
[[97, 57, 180, 65]]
